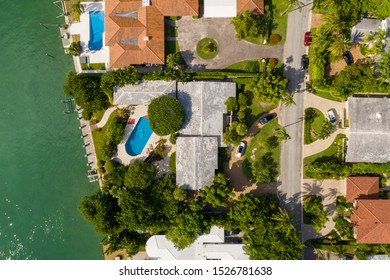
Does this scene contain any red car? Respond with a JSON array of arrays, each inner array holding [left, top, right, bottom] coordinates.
[[304, 32, 311, 46]]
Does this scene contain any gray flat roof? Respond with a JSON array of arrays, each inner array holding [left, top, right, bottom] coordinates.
[[351, 18, 381, 42], [346, 97, 390, 163], [113, 80, 176, 105], [177, 81, 236, 138], [176, 137, 218, 190]]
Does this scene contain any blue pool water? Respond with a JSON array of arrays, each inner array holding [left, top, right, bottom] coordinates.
[[88, 11, 104, 51], [125, 117, 153, 156]]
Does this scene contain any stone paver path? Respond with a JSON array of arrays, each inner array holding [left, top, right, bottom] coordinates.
[[96, 107, 116, 129], [177, 18, 283, 70]]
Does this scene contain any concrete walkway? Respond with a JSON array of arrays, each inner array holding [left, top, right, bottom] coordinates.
[[303, 128, 348, 157], [177, 18, 283, 70], [96, 107, 116, 129]]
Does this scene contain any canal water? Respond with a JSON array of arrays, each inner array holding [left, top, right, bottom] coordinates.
[[0, 0, 103, 259]]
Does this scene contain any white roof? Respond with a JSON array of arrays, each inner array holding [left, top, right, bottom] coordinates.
[[113, 80, 176, 105], [146, 226, 248, 260], [204, 0, 237, 18]]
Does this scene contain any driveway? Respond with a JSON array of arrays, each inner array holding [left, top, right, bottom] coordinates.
[[301, 179, 346, 242], [177, 17, 283, 70], [225, 108, 280, 197]]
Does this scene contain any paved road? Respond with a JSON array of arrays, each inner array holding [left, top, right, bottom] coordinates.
[[177, 18, 283, 70], [278, 1, 313, 233]]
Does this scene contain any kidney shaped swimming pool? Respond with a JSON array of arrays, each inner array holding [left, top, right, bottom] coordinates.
[[125, 117, 153, 156]]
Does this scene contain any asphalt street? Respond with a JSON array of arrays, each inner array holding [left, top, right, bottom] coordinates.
[[279, 1, 313, 233]]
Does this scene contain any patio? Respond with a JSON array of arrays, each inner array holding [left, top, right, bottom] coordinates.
[[69, 2, 109, 69]]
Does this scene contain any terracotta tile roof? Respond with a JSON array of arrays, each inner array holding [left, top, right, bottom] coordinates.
[[105, 0, 198, 68], [352, 200, 390, 244], [237, 0, 264, 14], [346, 177, 379, 203]]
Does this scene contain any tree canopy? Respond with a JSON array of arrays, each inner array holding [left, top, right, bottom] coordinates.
[[100, 66, 141, 103], [148, 96, 184, 136], [123, 159, 156, 189], [230, 10, 265, 41], [251, 70, 289, 105], [63, 71, 109, 119]]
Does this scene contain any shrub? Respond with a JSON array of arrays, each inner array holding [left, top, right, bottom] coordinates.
[[268, 34, 281, 46], [245, 61, 259, 73], [148, 96, 184, 136], [169, 152, 176, 173], [68, 41, 82, 56], [268, 58, 278, 69], [170, 133, 178, 145], [235, 122, 248, 136], [237, 110, 246, 121]]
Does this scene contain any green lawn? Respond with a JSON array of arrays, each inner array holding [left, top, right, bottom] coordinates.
[[244, 118, 282, 180], [224, 60, 262, 73], [164, 25, 177, 37], [314, 89, 343, 102], [243, 97, 276, 128], [303, 134, 346, 178], [91, 112, 117, 163], [81, 63, 106, 70], [304, 108, 325, 144], [268, 0, 289, 44], [196, 38, 219, 60], [165, 40, 180, 56], [245, 0, 288, 46]]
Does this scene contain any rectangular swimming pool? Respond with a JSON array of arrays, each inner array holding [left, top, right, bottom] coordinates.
[[88, 11, 104, 51], [125, 117, 153, 156]]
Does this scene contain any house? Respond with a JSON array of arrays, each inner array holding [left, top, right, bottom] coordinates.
[[204, 0, 264, 18], [351, 199, 390, 244], [176, 137, 218, 191], [105, 0, 198, 68], [175, 81, 236, 190], [347, 176, 390, 244], [346, 177, 379, 203], [146, 226, 248, 260], [351, 17, 390, 52], [112, 80, 236, 191], [113, 80, 176, 105], [346, 97, 390, 163]]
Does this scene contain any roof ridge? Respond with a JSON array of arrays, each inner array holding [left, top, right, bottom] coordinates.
[[183, 0, 198, 15], [144, 45, 164, 64], [360, 200, 382, 223]]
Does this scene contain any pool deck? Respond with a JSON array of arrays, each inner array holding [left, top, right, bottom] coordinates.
[[115, 105, 161, 166], [69, 2, 109, 65]]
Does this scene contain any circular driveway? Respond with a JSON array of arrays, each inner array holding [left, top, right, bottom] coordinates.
[[177, 17, 284, 70]]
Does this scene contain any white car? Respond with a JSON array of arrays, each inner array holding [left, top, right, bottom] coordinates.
[[327, 109, 337, 126], [235, 142, 246, 157]]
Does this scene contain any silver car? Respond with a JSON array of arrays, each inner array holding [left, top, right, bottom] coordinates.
[[327, 109, 337, 125], [235, 142, 246, 157]]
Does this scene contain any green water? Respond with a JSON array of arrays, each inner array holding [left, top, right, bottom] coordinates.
[[0, 0, 103, 259]]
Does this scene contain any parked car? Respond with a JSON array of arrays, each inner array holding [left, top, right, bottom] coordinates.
[[301, 55, 309, 69], [304, 31, 311, 46], [343, 51, 353, 65], [235, 142, 246, 157], [259, 114, 275, 125], [327, 109, 337, 125]]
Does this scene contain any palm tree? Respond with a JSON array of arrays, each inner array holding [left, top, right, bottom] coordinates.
[[376, 51, 390, 84], [281, 91, 296, 107], [272, 207, 295, 236], [274, 127, 291, 142], [280, 0, 304, 16], [328, 34, 350, 58], [72, 1, 82, 15], [322, 13, 343, 36], [312, 51, 327, 66]]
